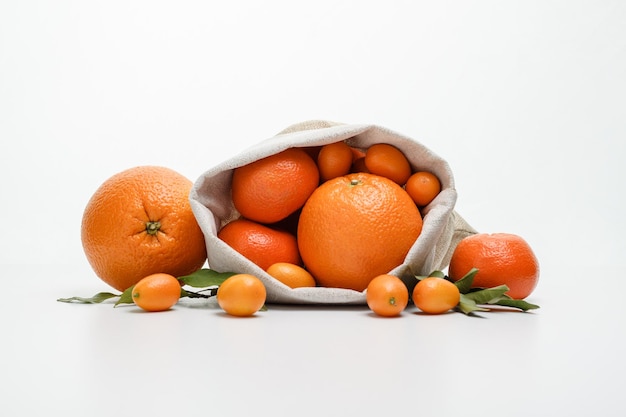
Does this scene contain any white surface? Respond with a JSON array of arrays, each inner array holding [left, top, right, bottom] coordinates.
[[1, 1, 625, 416]]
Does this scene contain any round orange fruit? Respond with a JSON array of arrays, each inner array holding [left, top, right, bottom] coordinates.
[[231, 147, 319, 224], [405, 171, 441, 207], [366, 274, 409, 317], [297, 172, 423, 292], [132, 273, 182, 312], [217, 218, 301, 271], [266, 262, 316, 288], [364, 143, 412, 185], [448, 233, 540, 299], [217, 274, 267, 317], [81, 166, 207, 292], [317, 141, 354, 182], [413, 277, 460, 314]]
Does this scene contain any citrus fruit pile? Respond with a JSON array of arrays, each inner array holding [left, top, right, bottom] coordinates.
[[64, 135, 540, 318], [220, 142, 441, 292]]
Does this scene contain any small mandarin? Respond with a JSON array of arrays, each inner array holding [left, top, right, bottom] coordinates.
[[413, 277, 460, 314], [317, 141, 354, 182], [364, 143, 412, 185], [132, 273, 181, 312], [405, 171, 441, 207], [266, 262, 316, 288], [366, 274, 409, 317], [217, 274, 267, 317]]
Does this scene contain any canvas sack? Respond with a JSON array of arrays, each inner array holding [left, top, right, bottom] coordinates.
[[190, 120, 477, 304]]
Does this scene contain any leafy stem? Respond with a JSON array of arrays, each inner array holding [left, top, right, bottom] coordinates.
[[57, 268, 235, 307]]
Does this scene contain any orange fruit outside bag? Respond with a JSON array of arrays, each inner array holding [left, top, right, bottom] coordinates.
[[81, 166, 207, 292], [448, 233, 540, 299]]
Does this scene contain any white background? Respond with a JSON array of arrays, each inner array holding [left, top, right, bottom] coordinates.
[[1, 1, 625, 416]]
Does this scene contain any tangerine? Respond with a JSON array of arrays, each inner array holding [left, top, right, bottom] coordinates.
[[366, 274, 409, 317], [217, 274, 267, 317], [448, 233, 540, 299], [317, 141, 353, 181], [297, 172, 423, 291], [132, 273, 181, 312], [413, 277, 460, 314], [81, 166, 207, 292], [231, 147, 319, 224], [364, 143, 412, 185], [405, 171, 441, 207], [217, 218, 301, 271], [266, 262, 317, 288]]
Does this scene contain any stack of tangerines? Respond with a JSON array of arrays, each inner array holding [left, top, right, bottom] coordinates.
[[218, 141, 442, 293], [74, 140, 539, 317]]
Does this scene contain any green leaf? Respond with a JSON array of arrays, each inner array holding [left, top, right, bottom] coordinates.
[[463, 285, 510, 305], [457, 294, 489, 315], [57, 292, 120, 304], [492, 298, 540, 311], [114, 286, 135, 307], [178, 268, 235, 288], [454, 268, 479, 294]]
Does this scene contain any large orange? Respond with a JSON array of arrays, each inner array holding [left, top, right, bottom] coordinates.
[[297, 172, 423, 292], [448, 233, 540, 299], [81, 166, 207, 292], [217, 218, 301, 271], [231, 147, 319, 224]]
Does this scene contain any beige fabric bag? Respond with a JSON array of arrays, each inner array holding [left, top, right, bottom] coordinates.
[[189, 121, 476, 304]]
